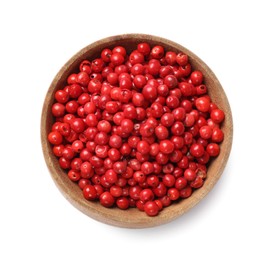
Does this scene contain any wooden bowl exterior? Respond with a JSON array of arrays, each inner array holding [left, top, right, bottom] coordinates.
[[41, 34, 233, 228]]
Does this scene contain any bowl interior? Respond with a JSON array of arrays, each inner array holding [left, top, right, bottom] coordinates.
[[41, 34, 233, 228]]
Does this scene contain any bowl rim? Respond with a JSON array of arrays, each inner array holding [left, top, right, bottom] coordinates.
[[41, 33, 233, 228]]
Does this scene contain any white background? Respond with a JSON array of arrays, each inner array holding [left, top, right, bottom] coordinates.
[[0, 0, 271, 259]]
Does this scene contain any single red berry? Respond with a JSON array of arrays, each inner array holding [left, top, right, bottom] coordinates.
[[91, 58, 105, 73], [129, 50, 144, 65], [97, 120, 111, 133], [83, 185, 97, 200], [176, 52, 188, 66], [199, 125, 213, 139], [165, 51, 177, 65], [190, 143, 205, 157], [164, 75, 178, 89], [212, 127, 224, 143], [110, 53, 125, 66], [144, 201, 159, 216], [113, 161, 127, 174], [190, 70, 204, 85], [171, 122, 185, 136], [147, 59, 161, 76], [175, 177, 187, 190], [159, 140, 174, 154], [52, 144, 64, 157], [196, 84, 207, 95], [62, 146, 75, 160], [120, 118, 134, 134], [140, 189, 154, 202], [180, 186, 192, 198], [141, 162, 154, 175], [137, 140, 150, 155], [58, 157, 71, 169], [68, 170, 81, 182], [137, 42, 151, 56], [55, 90, 69, 103], [167, 188, 180, 201], [146, 175, 160, 188], [133, 75, 147, 89], [150, 45, 164, 59], [70, 118, 85, 133], [116, 197, 130, 210], [129, 186, 142, 200], [48, 131, 63, 145], [108, 148, 121, 161], [161, 113, 174, 127], [163, 174, 176, 187], [99, 191, 115, 207], [104, 169, 118, 184], [142, 84, 158, 101], [210, 109, 225, 124], [179, 82, 195, 97], [133, 171, 146, 183], [69, 84, 83, 98], [206, 143, 220, 157], [110, 185, 123, 197], [195, 97, 210, 112], [52, 103, 65, 117], [184, 169, 197, 181]]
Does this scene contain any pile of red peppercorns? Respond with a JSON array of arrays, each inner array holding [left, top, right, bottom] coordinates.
[[47, 42, 225, 216]]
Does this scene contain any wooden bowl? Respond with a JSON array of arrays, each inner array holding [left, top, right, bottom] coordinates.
[[41, 34, 233, 228]]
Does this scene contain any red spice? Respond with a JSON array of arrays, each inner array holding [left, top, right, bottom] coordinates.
[[47, 42, 225, 217]]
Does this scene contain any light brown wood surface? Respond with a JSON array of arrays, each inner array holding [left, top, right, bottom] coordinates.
[[41, 34, 233, 228]]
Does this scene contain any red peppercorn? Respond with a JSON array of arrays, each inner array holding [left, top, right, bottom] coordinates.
[[161, 113, 174, 127], [195, 97, 211, 112], [190, 143, 205, 157], [175, 177, 187, 190], [206, 143, 220, 157], [144, 201, 159, 216], [48, 131, 63, 145], [167, 188, 180, 201], [140, 189, 154, 202], [68, 170, 81, 182], [142, 84, 158, 101], [210, 108, 225, 124], [180, 186, 192, 198], [110, 53, 125, 66], [52, 103, 65, 117], [70, 118, 85, 133], [159, 140, 175, 154], [99, 191, 115, 207], [48, 42, 225, 217], [137, 140, 150, 155], [150, 45, 164, 59], [212, 127, 224, 143], [137, 42, 151, 56], [199, 125, 213, 139], [83, 185, 97, 200], [55, 90, 69, 103], [120, 118, 134, 133], [165, 51, 177, 65], [190, 70, 203, 85], [58, 157, 71, 169], [176, 52, 188, 66], [116, 197, 130, 210], [141, 162, 154, 175], [129, 50, 144, 65]]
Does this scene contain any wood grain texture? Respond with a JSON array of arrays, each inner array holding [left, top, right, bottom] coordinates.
[[41, 34, 233, 228]]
